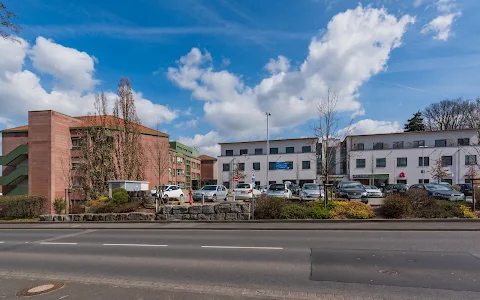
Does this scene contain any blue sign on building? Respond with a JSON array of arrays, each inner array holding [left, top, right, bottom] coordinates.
[[275, 162, 290, 170]]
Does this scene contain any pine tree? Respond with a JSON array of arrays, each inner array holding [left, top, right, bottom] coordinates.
[[404, 111, 426, 132]]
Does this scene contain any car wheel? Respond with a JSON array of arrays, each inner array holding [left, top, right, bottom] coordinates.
[[224, 194, 227, 201], [212, 195, 217, 202]]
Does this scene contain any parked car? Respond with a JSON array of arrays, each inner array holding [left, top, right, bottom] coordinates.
[[364, 185, 383, 198], [267, 183, 293, 199], [289, 184, 300, 196], [458, 183, 473, 196], [336, 181, 368, 204], [258, 185, 269, 194], [393, 184, 409, 194], [382, 184, 395, 197], [233, 183, 261, 200], [409, 183, 466, 201], [192, 185, 228, 202], [300, 183, 324, 201], [161, 185, 184, 199]]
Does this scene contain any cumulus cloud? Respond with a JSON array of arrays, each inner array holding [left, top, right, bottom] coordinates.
[[174, 117, 199, 129], [168, 4, 414, 142], [178, 131, 221, 157], [264, 55, 290, 74], [0, 37, 177, 129], [422, 0, 461, 41], [414, 0, 424, 7], [338, 119, 403, 137]]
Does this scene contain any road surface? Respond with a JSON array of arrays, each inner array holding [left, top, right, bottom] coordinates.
[[1, 229, 479, 299]]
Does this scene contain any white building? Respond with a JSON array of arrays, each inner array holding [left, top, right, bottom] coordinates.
[[345, 129, 479, 186], [217, 138, 318, 188]]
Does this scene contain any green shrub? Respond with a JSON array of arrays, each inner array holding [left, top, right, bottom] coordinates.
[[113, 202, 140, 213], [254, 196, 286, 219], [330, 201, 374, 219], [112, 188, 129, 205], [92, 202, 117, 213], [281, 204, 312, 219], [0, 195, 48, 220], [381, 195, 412, 219], [53, 198, 66, 214]]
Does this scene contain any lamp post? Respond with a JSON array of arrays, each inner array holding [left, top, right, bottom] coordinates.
[[266, 112, 271, 186]]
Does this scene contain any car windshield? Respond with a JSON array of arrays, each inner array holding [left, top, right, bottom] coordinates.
[[201, 186, 217, 191], [366, 186, 378, 189], [341, 182, 363, 189], [269, 184, 285, 191], [236, 184, 251, 189], [397, 184, 409, 188], [425, 184, 451, 191], [303, 184, 320, 190]]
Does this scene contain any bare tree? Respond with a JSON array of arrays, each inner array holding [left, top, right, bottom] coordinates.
[[312, 88, 353, 206], [112, 77, 146, 181], [148, 121, 170, 199], [430, 157, 449, 183], [464, 98, 480, 142], [0, 1, 20, 41], [423, 99, 470, 131]]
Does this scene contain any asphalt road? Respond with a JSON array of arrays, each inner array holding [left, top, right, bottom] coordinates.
[[1, 229, 480, 300]]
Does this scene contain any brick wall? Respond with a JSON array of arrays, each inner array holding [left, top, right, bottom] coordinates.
[[142, 134, 170, 188], [1, 131, 28, 194], [201, 160, 215, 181]]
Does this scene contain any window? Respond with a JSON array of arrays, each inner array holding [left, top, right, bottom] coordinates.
[[353, 143, 364, 150], [458, 138, 470, 146], [71, 157, 81, 170], [356, 159, 366, 168], [71, 138, 81, 149], [176, 169, 185, 176], [373, 142, 384, 150], [435, 139, 447, 147], [413, 140, 425, 148], [238, 163, 245, 171], [223, 164, 230, 172], [376, 158, 386, 168], [269, 162, 275, 170], [466, 155, 477, 165], [286, 146, 294, 153], [255, 148, 263, 155], [302, 161, 311, 169], [226, 150, 233, 156], [72, 176, 81, 188], [168, 168, 172, 175], [302, 145, 312, 153], [397, 157, 407, 167], [441, 156, 452, 166], [253, 162, 260, 171], [393, 141, 404, 149], [270, 148, 279, 154], [240, 149, 248, 155], [255, 181, 261, 187], [286, 161, 293, 169], [418, 179, 430, 184], [176, 157, 184, 164], [418, 157, 429, 167]]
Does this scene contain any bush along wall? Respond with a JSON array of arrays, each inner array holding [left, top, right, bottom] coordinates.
[[0, 195, 48, 220]]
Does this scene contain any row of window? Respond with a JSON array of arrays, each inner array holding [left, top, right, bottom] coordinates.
[[353, 138, 471, 150], [225, 145, 312, 156], [223, 161, 312, 171], [356, 155, 477, 168]]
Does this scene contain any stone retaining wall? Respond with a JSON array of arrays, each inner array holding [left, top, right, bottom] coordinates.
[[40, 202, 251, 222]]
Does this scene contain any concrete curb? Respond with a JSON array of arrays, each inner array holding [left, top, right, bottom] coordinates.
[[1, 227, 480, 231]]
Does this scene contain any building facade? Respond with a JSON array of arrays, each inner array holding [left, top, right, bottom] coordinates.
[[217, 138, 318, 188], [0, 110, 170, 212], [199, 155, 218, 186], [345, 129, 479, 186], [168, 141, 201, 191]]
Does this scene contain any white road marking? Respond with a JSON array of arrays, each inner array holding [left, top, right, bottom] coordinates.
[[39, 242, 78, 245], [102, 244, 168, 247], [0, 242, 4, 244], [201, 246, 283, 250], [33, 229, 96, 244]]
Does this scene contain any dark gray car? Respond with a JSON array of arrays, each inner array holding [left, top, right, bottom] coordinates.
[[336, 181, 368, 204], [410, 184, 466, 201]]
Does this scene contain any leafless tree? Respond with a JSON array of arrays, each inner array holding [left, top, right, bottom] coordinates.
[[312, 88, 353, 206], [423, 99, 470, 131], [148, 121, 169, 199], [0, 1, 20, 41], [430, 157, 450, 183], [464, 98, 480, 142], [112, 77, 146, 181]]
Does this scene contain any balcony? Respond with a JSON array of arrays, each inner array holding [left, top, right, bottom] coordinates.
[[5, 186, 28, 196], [0, 144, 28, 166], [0, 165, 28, 186]]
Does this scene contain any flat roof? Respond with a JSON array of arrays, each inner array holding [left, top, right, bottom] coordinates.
[[219, 137, 317, 145], [347, 128, 476, 138]]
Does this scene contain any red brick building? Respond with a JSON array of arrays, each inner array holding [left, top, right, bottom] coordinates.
[[0, 110, 169, 212], [199, 154, 218, 185]]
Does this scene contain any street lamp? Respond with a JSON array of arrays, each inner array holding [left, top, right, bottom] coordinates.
[[266, 112, 271, 186]]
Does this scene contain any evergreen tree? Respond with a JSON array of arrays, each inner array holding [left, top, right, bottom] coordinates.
[[404, 111, 426, 132]]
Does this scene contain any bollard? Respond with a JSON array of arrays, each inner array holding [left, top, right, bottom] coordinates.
[[189, 190, 193, 205], [202, 194, 205, 205], [251, 193, 255, 220], [232, 193, 235, 202]]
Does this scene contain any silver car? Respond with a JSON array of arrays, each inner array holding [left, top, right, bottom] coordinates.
[[193, 185, 228, 202], [267, 183, 293, 199], [300, 183, 324, 201], [364, 185, 383, 198]]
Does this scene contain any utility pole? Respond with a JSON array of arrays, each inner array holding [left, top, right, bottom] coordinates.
[[266, 112, 271, 187]]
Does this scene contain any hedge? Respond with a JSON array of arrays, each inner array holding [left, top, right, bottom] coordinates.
[[0, 195, 48, 220]]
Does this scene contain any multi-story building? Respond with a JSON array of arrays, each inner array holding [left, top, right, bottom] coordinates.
[[0, 110, 170, 212], [199, 155, 218, 186], [345, 129, 479, 186], [168, 141, 201, 191], [217, 138, 318, 188]]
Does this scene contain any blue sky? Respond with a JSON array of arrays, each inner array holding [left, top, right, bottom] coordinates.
[[0, 0, 479, 156]]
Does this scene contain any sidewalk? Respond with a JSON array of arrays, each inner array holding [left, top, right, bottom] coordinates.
[[1, 219, 480, 231]]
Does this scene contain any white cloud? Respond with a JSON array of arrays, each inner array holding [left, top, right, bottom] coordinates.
[[0, 37, 178, 128], [414, 0, 424, 7], [264, 55, 290, 74], [178, 131, 221, 157], [221, 57, 231, 67], [174, 117, 199, 129], [421, 12, 461, 41], [436, 0, 456, 12], [29, 37, 98, 91], [338, 119, 403, 136], [168, 4, 414, 141]]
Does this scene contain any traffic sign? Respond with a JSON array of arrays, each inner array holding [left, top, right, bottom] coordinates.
[[234, 177, 239, 182]]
